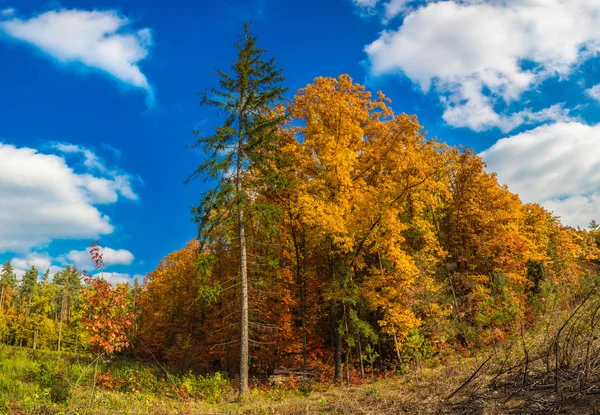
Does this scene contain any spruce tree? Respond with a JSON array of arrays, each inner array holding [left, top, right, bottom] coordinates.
[[0, 260, 17, 311], [187, 23, 286, 397], [19, 266, 38, 305]]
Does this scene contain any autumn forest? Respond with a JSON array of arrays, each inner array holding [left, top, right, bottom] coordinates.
[[2, 25, 600, 414]]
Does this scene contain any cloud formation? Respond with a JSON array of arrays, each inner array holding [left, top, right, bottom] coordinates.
[[363, 0, 600, 131], [64, 246, 134, 271], [587, 85, 600, 102], [12, 252, 52, 271], [54, 143, 138, 203], [0, 142, 137, 253], [0, 9, 152, 92], [93, 271, 140, 285], [481, 122, 600, 228]]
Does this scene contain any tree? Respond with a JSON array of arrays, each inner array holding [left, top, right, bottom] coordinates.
[[16, 266, 38, 346], [278, 75, 448, 378], [54, 265, 82, 351], [82, 243, 134, 357], [187, 23, 286, 397], [28, 275, 56, 350], [0, 260, 17, 311]]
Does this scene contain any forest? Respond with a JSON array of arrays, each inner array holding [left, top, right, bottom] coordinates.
[[2, 25, 600, 414]]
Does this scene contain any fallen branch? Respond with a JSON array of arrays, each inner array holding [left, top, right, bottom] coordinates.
[[446, 356, 492, 401]]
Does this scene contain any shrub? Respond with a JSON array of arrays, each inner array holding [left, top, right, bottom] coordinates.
[[177, 371, 232, 403], [50, 376, 72, 404]]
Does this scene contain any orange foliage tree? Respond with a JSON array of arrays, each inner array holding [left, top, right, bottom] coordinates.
[[82, 242, 134, 356]]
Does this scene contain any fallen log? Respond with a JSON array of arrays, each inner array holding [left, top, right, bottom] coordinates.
[[269, 367, 319, 386]]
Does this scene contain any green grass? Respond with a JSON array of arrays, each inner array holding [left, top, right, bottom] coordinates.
[[0, 344, 490, 414], [0, 344, 338, 414]]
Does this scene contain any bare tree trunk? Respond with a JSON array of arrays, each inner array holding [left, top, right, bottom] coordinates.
[[291, 223, 308, 368], [393, 332, 402, 363], [334, 308, 342, 381], [446, 269, 462, 323], [378, 335, 384, 370], [358, 337, 364, 379], [345, 348, 351, 382], [301, 293, 307, 368], [237, 127, 249, 399], [343, 304, 351, 382], [0, 286, 5, 311], [58, 293, 66, 352]]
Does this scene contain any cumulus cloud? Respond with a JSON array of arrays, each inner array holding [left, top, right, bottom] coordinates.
[[54, 143, 138, 202], [364, 0, 600, 131], [587, 85, 600, 102], [481, 122, 600, 228], [12, 253, 62, 280], [0, 142, 137, 253], [93, 271, 137, 285], [63, 246, 134, 271], [0, 9, 153, 93], [12, 252, 52, 271]]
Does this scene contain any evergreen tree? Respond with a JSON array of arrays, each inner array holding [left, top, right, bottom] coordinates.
[[187, 23, 286, 397], [0, 260, 17, 311], [29, 273, 56, 349], [42, 269, 50, 284], [16, 266, 38, 346], [19, 266, 38, 306], [54, 265, 82, 351]]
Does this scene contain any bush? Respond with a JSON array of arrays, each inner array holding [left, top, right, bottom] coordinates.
[[32, 362, 72, 404], [50, 376, 72, 404], [177, 371, 232, 403]]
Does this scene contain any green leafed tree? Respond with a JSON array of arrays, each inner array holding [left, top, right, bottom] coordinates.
[[54, 265, 82, 351], [16, 266, 38, 346], [187, 23, 287, 397]]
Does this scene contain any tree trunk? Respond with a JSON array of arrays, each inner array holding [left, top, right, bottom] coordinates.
[[378, 335, 384, 370], [291, 224, 308, 368], [393, 332, 402, 363], [334, 308, 342, 381], [358, 337, 364, 379], [343, 304, 351, 382], [237, 125, 249, 398], [345, 348, 351, 382], [58, 293, 66, 352]]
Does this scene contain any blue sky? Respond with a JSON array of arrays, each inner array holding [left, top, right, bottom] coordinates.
[[1, 0, 599, 283]]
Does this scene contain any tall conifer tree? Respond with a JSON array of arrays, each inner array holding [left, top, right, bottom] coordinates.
[[187, 23, 286, 397]]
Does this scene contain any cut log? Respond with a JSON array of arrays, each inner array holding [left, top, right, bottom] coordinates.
[[269, 367, 319, 385]]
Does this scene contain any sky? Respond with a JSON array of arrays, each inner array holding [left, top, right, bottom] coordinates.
[[0, 0, 599, 284]]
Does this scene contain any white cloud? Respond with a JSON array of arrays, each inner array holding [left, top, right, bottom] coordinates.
[[587, 85, 600, 102], [481, 122, 600, 228], [1, 8, 15, 17], [383, 0, 410, 20], [13, 263, 62, 280], [353, 0, 379, 7], [12, 252, 52, 271], [64, 246, 134, 271], [0, 142, 137, 253], [364, 0, 600, 131], [93, 271, 135, 285], [0, 9, 152, 92], [54, 143, 138, 203]]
